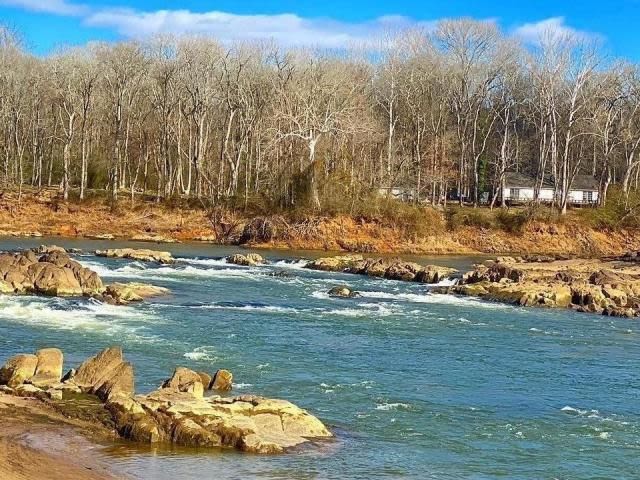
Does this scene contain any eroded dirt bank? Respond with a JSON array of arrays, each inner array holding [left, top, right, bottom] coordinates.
[[1, 192, 639, 256]]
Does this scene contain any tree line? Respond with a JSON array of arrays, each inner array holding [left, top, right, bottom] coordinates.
[[2, 20, 640, 214]]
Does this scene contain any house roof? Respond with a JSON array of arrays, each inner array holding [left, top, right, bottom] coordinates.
[[504, 171, 552, 188], [571, 174, 599, 191], [504, 171, 598, 191]]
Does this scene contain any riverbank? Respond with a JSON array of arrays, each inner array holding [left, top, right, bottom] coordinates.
[[1, 190, 639, 257], [0, 393, 121, 480]]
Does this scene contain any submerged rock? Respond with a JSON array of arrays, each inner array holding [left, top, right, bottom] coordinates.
[[102, 282, 170, 305], [95, 248, 174, 264], [130, 234, 179, 244], [226, 253, 265, 266], [328, 286, 360, 298]]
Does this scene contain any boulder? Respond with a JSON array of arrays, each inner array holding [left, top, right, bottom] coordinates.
[[28, 263, 83, 296], [226, 253, 265, 266], [328, 286, 359, 298], [130, 234, 178, 244], [197, 371, 213, 389], [305, 255, 363, 272], [210, 369, 233, 391], [384, 262, 422, 282], [414, 266, 458, 284], [162, 367, 204, 398], [102, 283, 169, 305], [35, 245, 67, 254], [95, 248, 174, 264], [73, 347, 134, 401], [29, 348, 63, 388], [110, 391, 331, 453], [0, 354, 38, 388]]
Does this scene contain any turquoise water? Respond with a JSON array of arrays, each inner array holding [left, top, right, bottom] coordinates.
[[0, 239, 638, 479]]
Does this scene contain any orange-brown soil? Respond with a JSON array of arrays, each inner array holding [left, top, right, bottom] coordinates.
[[1, 189, 639, 256]]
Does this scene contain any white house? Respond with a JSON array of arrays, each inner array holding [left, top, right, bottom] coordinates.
[[502, 172, 599, 206]]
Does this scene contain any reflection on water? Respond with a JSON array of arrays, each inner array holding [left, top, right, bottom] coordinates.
[[0, 238, 638, 479]]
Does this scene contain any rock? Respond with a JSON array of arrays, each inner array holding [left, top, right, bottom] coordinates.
[[47, 388, 63, 400], [73, 347, 134, 401], [28, 263, 83, 296], [130, 234, 179, 244], [0, 354, 38, 388], [210, 369, 233, 391], [267, 270, 293, 278], [603, 306, 636, 318], [111, 391, 331, 453], [14, 383, 48, 400], [414, 265, 458, 284], [226, 253, 265, 266], [162, 367, 205, 398], [95, 248, 174, 264], [305, 254, 363, 272], [35, 245, 67, 254], [2, 346, 332, 455], [197, 372, 213, 389], [29, 348, 63, 388], [86, 233, 115, 240], [328, 286, 359, 298], [102, 283, 170, 305], [306, 255, 457, 285], [589, 270, 633, 286], [384, 261, 422, 282]]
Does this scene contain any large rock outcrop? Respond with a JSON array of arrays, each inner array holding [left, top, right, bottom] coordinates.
[[0, 347, 332, 454], [0, 249, 103, 296], [95, 248, 174, 264], [438, 256, 640, 317], [306, 254, 457, 284]]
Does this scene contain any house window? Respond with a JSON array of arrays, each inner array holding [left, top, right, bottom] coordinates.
[[510, 188, 520, 200], [582, 191, 594, 203]]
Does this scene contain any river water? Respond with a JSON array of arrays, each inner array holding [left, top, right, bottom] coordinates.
[[0, 238, 638, 479]]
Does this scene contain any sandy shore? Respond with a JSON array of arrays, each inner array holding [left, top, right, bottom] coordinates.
[[0, 393, 124, 480]]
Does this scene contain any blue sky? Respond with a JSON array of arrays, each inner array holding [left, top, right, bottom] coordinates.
[[1, 0, 639, 60]]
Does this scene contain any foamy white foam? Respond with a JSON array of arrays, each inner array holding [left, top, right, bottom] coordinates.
[[79, 258, 260, 282], [183, 346, 218, 362], [0, 296, 163, 344], [356, 290, 515, 310], [179, 257, 233, 267], [233, 383, 254, 389], [199, 304, 299, 314], [272, 259, 309, 270], [376, 402, 412, 411]]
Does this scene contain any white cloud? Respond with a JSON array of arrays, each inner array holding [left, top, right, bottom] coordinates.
[[513, 17, 595, 45], [83, 8, 434, 47], [0, 0, 88, 16]]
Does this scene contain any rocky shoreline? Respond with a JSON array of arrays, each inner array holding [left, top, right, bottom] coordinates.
[[0, 346, 332, 455], [435, 254, 640, 318], [0, 245, 169, 305]]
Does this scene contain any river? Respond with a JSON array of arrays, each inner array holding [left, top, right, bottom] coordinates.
[[0, 238, 638, 479]]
